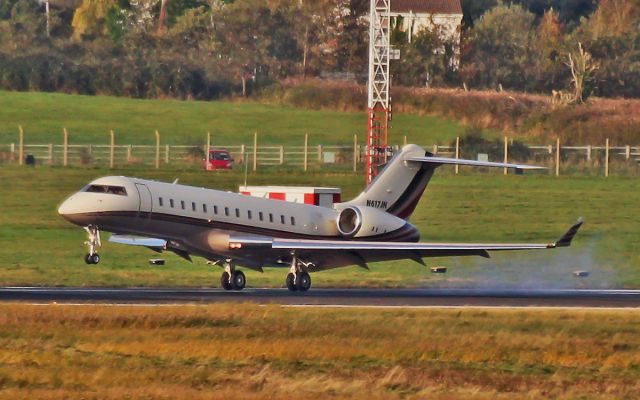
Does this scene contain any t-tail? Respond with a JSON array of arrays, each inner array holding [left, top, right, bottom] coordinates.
[[342, 144, 546, 220]]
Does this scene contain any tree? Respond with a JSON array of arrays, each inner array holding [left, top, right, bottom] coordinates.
[[460, 4, 536, 90], [71, 0, 117, 40], [393, 28, 454, 87], [533, 8, 567, 90], [565, 42, 598, 103]]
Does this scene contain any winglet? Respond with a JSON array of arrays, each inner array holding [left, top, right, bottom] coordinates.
[[552, 218, 584, 248]]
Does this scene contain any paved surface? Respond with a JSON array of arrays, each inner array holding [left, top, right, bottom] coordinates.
[[2, 287, 640, 308]]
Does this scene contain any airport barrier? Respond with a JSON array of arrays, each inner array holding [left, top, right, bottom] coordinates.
[[1, 136, 638, 176]]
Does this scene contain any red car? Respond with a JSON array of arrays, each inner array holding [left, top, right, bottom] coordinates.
[[205, 149, 234, 170]]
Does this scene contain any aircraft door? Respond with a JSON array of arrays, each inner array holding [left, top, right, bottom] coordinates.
[[135, 183, 153, 214]]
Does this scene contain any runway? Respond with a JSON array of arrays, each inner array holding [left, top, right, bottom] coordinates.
[[2, 287, 640, 308]]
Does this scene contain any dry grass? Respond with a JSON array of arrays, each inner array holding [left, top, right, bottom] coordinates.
[[0, 304, 639, 399], [262, 80, 640, 145]]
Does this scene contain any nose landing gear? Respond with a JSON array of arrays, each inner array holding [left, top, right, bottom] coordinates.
[[83, 225, 101, 265]]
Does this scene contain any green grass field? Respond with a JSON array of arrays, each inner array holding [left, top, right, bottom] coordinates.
[[0, 164, 637, 288], [0, 304, 638, 399], [0, 90, 465, 145]]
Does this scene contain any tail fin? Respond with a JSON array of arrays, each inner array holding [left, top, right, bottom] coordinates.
[[343, 144, 545, 220], [343, 144, 437, 220]]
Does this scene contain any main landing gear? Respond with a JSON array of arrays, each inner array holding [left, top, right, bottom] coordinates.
[[84, 225, 101, 265], [286, 255, 311, 292], [220, 259, 246, 291]]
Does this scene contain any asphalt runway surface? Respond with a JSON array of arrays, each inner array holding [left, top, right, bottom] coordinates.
[[1, 287, 640, 308]]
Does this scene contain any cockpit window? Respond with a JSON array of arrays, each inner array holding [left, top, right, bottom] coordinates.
[[85, 185, 127, 196]]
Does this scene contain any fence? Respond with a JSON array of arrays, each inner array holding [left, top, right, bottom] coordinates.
[[1, 130, 639, 176]]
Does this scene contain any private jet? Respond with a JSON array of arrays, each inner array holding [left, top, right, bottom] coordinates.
[[58, 144, 583, 292]]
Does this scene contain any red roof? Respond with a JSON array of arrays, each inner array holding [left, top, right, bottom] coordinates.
[[390, 0, 462, 14]]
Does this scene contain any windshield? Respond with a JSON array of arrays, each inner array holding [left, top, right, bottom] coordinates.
[[84, 185, 127, 196], [210, 152, 230, 161]]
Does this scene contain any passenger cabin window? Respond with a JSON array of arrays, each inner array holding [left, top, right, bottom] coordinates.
[[159, 197, 163, 207], [203, 204, 207, 213], [280, 215, 285, 224], [181, 201, 185, 210], [85, 185, 127, 196], [192, 202, 196, 212], [259, 212, 264, 221], [269, 213, 274, 223], [224, 207, 229, 217], [248, 210, 252, 219], [214, 205, 218, 215], [170, 199, 174, 208], [290, 216, 295, 226], [235, 208, 240, 218]]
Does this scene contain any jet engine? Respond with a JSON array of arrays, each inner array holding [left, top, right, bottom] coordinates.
[[336, 206, 408, 239]]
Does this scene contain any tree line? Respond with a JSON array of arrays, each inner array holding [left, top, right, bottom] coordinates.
[[0, 0, 638, 100]]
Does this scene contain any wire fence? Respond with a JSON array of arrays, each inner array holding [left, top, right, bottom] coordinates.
[[1, 138, 639, 176]]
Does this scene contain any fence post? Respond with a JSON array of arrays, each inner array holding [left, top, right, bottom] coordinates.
[[48, 144, 53, 165], [317, 144, 323, 163], [155, 130, 160, 169], [587, 145, 592, 161], [63, 128, 68, 167], [455, 137, 460, 175], [605, 138, 610, 178], [433, 144, 438, 155], [403, 136, 407, 146], [353, 134, 358, 174], [18, 125, 24, 166], [127, 145, 132, 162], [110, 130, 115, 169], [165, 145, 170, 164], [503, 136, 508, 175], [280, 145, 285, 165], [555, 137, 561, 177], [303, 133, 308, 171], [206, 131, 211, 160], [240, 144, 245, 164], [253, 132, 258, 172], [625, 145, 631, 160]]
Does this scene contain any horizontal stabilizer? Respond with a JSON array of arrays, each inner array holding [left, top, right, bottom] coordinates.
[[407, 156, 546, 170], [109, 235, 166, 248]]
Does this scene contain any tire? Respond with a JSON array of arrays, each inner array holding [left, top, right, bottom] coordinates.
[[221, 271, 233, 290], [90, 254, 100, 264], [84, 254, 93, 265], [286, 273, 297, 292], [232, 270, 246, 290], [297, 272, 311, 292]]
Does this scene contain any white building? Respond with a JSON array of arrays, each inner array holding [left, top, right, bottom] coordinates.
[[390, 0, 463, 67]]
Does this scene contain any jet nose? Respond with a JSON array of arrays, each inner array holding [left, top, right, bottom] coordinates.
[[58, 197, 76, 217]]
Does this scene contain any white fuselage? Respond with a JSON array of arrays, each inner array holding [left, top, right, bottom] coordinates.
[[58, 176, 416, 267]]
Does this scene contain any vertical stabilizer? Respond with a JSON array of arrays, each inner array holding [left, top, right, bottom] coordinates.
[[342, 145, 436, 220]]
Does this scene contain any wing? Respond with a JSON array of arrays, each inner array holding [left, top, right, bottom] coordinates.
[[228, 219, 584, 270]]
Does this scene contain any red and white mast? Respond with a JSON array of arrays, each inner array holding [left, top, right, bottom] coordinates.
[[366, 0, 392, 184]]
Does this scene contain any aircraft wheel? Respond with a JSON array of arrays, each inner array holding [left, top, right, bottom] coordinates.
[[220, 272, 233, 290], [286, 273, 297, 292], [85, 254, 100, 265], [297, 272, 311, 292], [232, 270, 246, 290]]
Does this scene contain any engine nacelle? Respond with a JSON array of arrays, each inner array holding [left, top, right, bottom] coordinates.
[[336, 206, 408, 239]]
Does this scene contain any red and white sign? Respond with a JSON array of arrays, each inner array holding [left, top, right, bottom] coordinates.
[[239, 186, 341, 208]]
